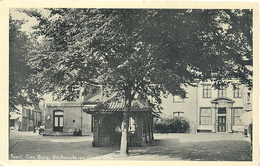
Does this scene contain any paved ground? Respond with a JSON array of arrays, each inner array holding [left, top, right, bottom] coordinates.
[[9, 130, 252, 161], [9, 130, 117, 160]]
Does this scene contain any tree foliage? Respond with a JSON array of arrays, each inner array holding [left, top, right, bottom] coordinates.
[[23, 8, 252, 155], [24, 9, 252, 100], [9, 15, 41, 111]]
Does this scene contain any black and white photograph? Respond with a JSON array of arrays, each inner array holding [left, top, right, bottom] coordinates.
[[1, 1, 259, 166]]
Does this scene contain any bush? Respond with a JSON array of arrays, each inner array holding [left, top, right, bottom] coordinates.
[[154, 117, 190, 133]]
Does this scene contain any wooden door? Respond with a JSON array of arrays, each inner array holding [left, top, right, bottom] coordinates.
[[218, 116, 226, 132], [53, 111, 63, 132]]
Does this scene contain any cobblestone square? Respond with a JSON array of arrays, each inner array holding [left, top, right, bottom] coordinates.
[[9, 131, 252, 161]]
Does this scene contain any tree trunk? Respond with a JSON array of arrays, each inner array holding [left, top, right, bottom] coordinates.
[[120, 100, 131, 156], [120, 110, 129, 156]]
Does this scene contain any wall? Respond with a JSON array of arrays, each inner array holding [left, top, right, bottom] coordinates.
[[43, 92, 92, 134], [160, 85, 197, 133], [160, 82, 250, 133], [44, 105, 91, 134]]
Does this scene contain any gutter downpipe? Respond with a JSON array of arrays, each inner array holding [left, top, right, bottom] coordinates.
[[196, 82, 199, 133]]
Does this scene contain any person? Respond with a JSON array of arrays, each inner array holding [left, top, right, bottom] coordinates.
[[249, 123, 252, 146], [73, 129, 82, 136], [39, 123, 45, 135]]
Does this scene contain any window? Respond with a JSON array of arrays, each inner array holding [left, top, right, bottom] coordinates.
[[233, 108, 244, 125], [173, 95, 184, 102], [246, 92, 251, 102], [129, 117, 137, 133], [200, 108, 211, 125], [173, 112, 184, 117], [218, 86, 226, 97], [233, 84, 242, 98], [203, 85, 211, 98], [218, 107, 226, 114], [243, 91, 252, 104]]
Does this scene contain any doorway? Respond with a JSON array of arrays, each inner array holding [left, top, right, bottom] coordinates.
[[218, 116, 226, 132], [53, 110, 64, 132]]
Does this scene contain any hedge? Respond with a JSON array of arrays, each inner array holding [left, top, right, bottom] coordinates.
[[154, 117, 190, 133]]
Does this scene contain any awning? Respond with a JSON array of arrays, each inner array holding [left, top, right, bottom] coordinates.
[[10, 113, 20, 120]]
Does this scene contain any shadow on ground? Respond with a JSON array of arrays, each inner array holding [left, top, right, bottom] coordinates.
[[128, 139, 252, 161]]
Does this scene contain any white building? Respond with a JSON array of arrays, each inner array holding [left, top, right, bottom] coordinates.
[[160, 81, 252, 134]]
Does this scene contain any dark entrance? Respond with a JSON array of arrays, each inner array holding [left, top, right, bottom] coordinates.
[[218, 116, 226, 132], [53, 110, 63, 132], [10, 120, 15, 127]]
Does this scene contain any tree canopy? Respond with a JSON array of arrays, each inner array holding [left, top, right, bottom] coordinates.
[[22, 8, 253, 155], [24, 9, 252, 100], [9, 15, 41, 111]]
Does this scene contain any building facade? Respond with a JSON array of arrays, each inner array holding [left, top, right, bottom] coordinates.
[[160, 81, 252, 134], [9, 104, 42, 131], [41, 87, 102, 135], [41, 85, 155, 146]]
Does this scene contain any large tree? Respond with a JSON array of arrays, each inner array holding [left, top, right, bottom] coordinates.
[[9, 15, 41, 112], [24, 9, 252, 155]]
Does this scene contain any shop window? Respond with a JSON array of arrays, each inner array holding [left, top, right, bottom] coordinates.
[[203, 85, 211, 98], [200, 108, 211, 125], [233, 108, 244, 126]]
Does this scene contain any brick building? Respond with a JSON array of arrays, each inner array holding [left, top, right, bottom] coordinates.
[[40, 87, 99, 135]]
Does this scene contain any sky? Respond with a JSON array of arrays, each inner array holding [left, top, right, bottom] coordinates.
[[9, 8, 49, 32]]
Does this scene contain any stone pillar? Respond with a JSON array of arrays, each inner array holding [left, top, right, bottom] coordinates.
[[227, 107, 232, 133], [212, 107, 216, 132]]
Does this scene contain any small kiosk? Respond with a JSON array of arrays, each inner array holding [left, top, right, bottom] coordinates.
[[83, 100, 156, 147]]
